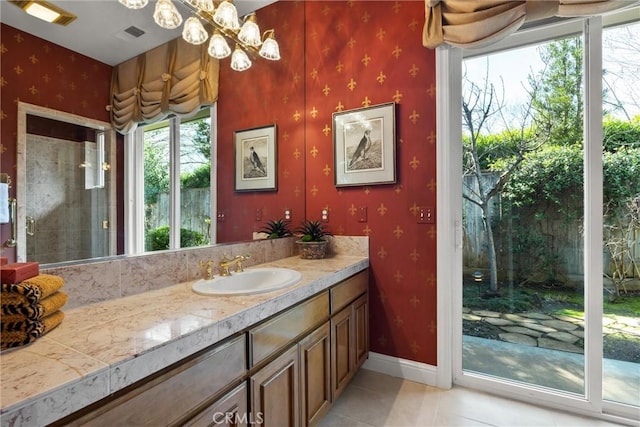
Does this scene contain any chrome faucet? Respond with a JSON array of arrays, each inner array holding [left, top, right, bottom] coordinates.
[[218, 253, 251, 277]]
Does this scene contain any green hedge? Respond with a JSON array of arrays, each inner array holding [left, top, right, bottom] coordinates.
[[145, 226, 207, 251]]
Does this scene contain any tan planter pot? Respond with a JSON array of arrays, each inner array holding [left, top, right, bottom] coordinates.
[[296, 240, 328, 259]]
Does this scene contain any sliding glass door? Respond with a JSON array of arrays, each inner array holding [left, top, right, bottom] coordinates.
[[601, 19, 640, 411], [447, 10, 639, 422], [461, 33, 587, 396]]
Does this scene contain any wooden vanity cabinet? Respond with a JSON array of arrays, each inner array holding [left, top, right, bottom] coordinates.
[[353, 293, 369, 369], [299, 322, 332, 426], [330, 271, 369, 401], [246, 269, 368, 427], [56, 269, 369, 427], [250, 344, 300, 427], [249, 292, 330, 369], [247, 291, 330, 427]]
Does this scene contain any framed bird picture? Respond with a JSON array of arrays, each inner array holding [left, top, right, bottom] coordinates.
[[234, 124, 277, 192], [333, 102, 396, 187]]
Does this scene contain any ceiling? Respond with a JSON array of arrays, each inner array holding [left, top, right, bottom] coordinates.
[[0, 0, 276, 66]]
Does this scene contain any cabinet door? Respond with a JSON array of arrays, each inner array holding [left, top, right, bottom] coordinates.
[[250, 345, 299, 427], [184, 383, 248, 427], [299, 322, 331, 427], [353, 294, 369, 369], [331, 305, 354, 401]]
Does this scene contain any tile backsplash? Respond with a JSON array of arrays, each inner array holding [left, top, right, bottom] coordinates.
[[43, 236, 368, 309]]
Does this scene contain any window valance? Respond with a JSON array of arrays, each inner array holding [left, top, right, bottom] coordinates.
[[422, 0, 639, 49], [108, 37, 219, 134]]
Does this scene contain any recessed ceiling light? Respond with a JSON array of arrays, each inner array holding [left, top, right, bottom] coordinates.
[[9, 1, 77, 26], [24, 2, 60, 22]]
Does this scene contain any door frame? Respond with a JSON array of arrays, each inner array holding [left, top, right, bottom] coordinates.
[[436, 12, 639, 423]]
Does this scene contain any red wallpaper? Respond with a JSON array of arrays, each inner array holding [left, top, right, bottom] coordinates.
[[0, 24, 113, 262], [218, 1, 437, 365], [304, 1, 437, 365], [2, 1, 437, 365], [216, 1, 307, 242]]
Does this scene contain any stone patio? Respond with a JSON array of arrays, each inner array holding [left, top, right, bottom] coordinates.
[[462, 308, 639, 353], [460, 294, 639, 408]]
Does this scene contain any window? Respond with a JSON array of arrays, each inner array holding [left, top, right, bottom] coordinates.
[[126, 107, 215, 254]]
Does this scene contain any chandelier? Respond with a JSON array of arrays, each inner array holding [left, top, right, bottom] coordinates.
[[118, 0, 281, 72]]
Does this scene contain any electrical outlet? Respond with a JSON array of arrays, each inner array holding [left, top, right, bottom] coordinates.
[[358, 206, 367, 223], [418, 207, 434, 224], [217, 211, 225, 222], [284, 209, 291, 220], [321, 208, 329, 222]]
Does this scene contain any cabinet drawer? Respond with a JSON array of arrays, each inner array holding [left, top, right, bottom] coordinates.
[[250, 292, 329, 368], [330, 271, 368, 314], [183, 383, 248, 427], [68, 335, 247, 426]]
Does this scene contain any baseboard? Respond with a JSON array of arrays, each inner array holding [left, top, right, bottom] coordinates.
[[361, 352, 438, 387]]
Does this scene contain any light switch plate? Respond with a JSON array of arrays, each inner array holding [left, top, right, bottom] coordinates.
[[418, 207, 434, 224], [358, 207, 367, 223]]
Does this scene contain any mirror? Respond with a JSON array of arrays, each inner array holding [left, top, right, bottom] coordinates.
[[8, 0, 306, 265], [16, 103, 118, 264]]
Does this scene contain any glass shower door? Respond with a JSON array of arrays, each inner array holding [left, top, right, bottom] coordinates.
[[25, 129, 112, 264]]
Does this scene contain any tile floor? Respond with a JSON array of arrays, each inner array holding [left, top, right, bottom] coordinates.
[[319, 369, 630, 427]]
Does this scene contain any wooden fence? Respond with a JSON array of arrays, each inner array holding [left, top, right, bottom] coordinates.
[[147, 188, 211, 240], [463, 173, 639, 285]]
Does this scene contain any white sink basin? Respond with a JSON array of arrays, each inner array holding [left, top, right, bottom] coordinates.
[[192, 267, 302, 296]]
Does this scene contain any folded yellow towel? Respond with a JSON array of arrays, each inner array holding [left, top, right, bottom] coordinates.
[[1, 310, 64, 350], [1, 291, 68, 320], [1, 274, 64, 305]]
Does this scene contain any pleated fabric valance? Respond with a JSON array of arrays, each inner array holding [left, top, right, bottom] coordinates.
[[108, 37, 219, 134], [422, 0, 639, 49]]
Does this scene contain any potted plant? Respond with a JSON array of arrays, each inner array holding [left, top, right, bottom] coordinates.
[[259, 219, 293, 239], [295, 220, 332, 259]]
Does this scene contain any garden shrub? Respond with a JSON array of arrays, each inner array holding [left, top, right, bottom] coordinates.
[[145, 226, 207, 251]]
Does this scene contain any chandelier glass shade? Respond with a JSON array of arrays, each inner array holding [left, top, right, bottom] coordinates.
[[212, 0, 239, 30], [120, 0, 280, 71], [153, 0, 183, 29], [190, 0, 213, 13], [259, 30, 281, 61], [230, 45, 252, 71], [237, 13, 261, 47], [182, 16, 208, 45], [208, 30, 232, 58], [118, 0, 149, 10]]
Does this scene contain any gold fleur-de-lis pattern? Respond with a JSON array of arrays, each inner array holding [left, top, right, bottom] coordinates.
[[2, 1, 438, 366], [0, 23, 112, 239], [215, 1, 306, 243], [303, 1, 437, 365]]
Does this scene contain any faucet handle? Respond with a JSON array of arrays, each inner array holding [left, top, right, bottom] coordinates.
[[236, 253, 251, 272], [199, 260, 215, 280]]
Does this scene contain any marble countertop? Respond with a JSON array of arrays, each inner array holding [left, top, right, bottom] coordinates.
[[0, 254, 368, 426]]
